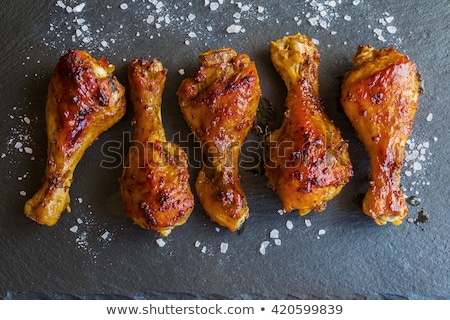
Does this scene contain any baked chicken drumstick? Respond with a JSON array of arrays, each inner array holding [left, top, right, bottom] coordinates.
[[24, 50, 126, 225], [120, 58, 194, 236], [177, 48, 261, 232], [341, 45, 419, 225], [265, 34, 353, 215]]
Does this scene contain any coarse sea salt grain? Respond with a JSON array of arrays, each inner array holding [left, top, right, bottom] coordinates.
[[19, 190, 27, 196], [286, 220, 293, 230], [195, 240, 201, 248], [318, 229, 326, 236], [120, 3, 128, 10], [70, 225, 78, 233], [274, 239, 281, 246], [220, 242, 228, 253], [305, 219, 312, 227], [426, 113, 433, 121], [156, 238, 166, 247], [270, 229, 279, 239], [226, 24, 242, 33], [259, 241, 270, 255]]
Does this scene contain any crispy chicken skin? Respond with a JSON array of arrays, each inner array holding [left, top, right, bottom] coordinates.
[[24, 49, 126, 225], [265, 34, 353, 215], [341, 45, 419, 225], [177, 48, 261, 232], [120, 58, 194, 236]]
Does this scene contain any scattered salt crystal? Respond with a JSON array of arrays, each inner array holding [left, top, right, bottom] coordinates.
[[413, 162, 422, 171], [188, 31, 196, 38], [352, 0, 360, 5], [385, 16, 394, 23], [215, 227, 220, 232], [270, 229, 279, 239], [156, 238, 166, 247], [220, 242, 228, 253], [72, 3, 86, 13], [120, 3, 128, 10], [277, 209, 284, 215], [286, 220, 293, 230], [146, 15, 155, 24], [77, 197, 83, 204], [23, 116, 30, 124], [201, 246, 207, 253], [386, 26, 397, 34], [344, 15, 352, 21], [259, 241, 270, 255], [77, 218, 83, 224], [405, 170, 412, 177], [312, 38, 320, 45], [19, 190, 26, 196], [101, 231, 110, 240], [184, 40, 190, 45], [70, 225, 78, 233], [226, 24, 242, 33], [328, 1, 336, 7], [14, 142, 23, 149], [318, 229, 326, 236], [305, 219, 312, 227], [433, 137, 438, 142], [187, 13, 196, 21], [56, 0, 66, 9], [24, 147, 33, 154], [178, 68, 185, 75], [274, 239, 281, 246], [210, 2, 219, 11], [257, 6, 265, 13], [426, 113, 433, 121], [195, 240, 201, 247]]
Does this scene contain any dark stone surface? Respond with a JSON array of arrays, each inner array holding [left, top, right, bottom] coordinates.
[[1, 0, 448, 300]]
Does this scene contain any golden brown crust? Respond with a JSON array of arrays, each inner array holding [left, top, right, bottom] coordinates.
[[340, 45, 419, 225], [177, 48, 261, 232], [24, 50, 126, 226], [120, 58, 194, 236], [265, 34, 353, 215]]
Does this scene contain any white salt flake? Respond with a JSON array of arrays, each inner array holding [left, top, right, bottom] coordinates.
[[386, 26, 397, 34], [226, 24, 242, 33], [259, 241, 270, 255], [195, 240, 201, 248], [156, 238, 166, 247], [274, 239, 281, 246], [70, 225, 78, 233], [146, 15, 155, 24], [24, 116, 31, 124], [277, 209, 284, 215], [19, 190, 27, 196], [24, 147, 33, 154], [270, 229, 279, 239], [14, 142, 23, 150], [187, 13, 196, 21], [72, 3, 86, 13], [77, 218, 83, 224], [318, 229, 326, 236], [178, 68, 185, 75], [312, 38, 320, 45], [101, 231, 110, 240], [257, 6, 265, 13], [352, 0, 360, 5], [120, 3, 128, 10], [220, 242, 229, 253], [305, 219, 312, 227], [385, 16, 395, 23], [426, 113, 433, 121], [56, 1, 66, 9], [286, 220, 293, 230], [188, 31, 197, 38], [201, 246, 207, 253], [344, 15, 352, 21], [413, 162, 422, 171], [210, 2, 219, 10]]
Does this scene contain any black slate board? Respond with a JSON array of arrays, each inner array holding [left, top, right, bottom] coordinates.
[[1, 0, 449, 299]]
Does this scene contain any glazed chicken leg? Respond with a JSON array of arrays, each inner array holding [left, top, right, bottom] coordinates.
[[24, 50, 126, 225], [341, 45, 419, 225], [177, 48, 261, 232], [265, 34, 353, 215], [120, 58, 194, 236]]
